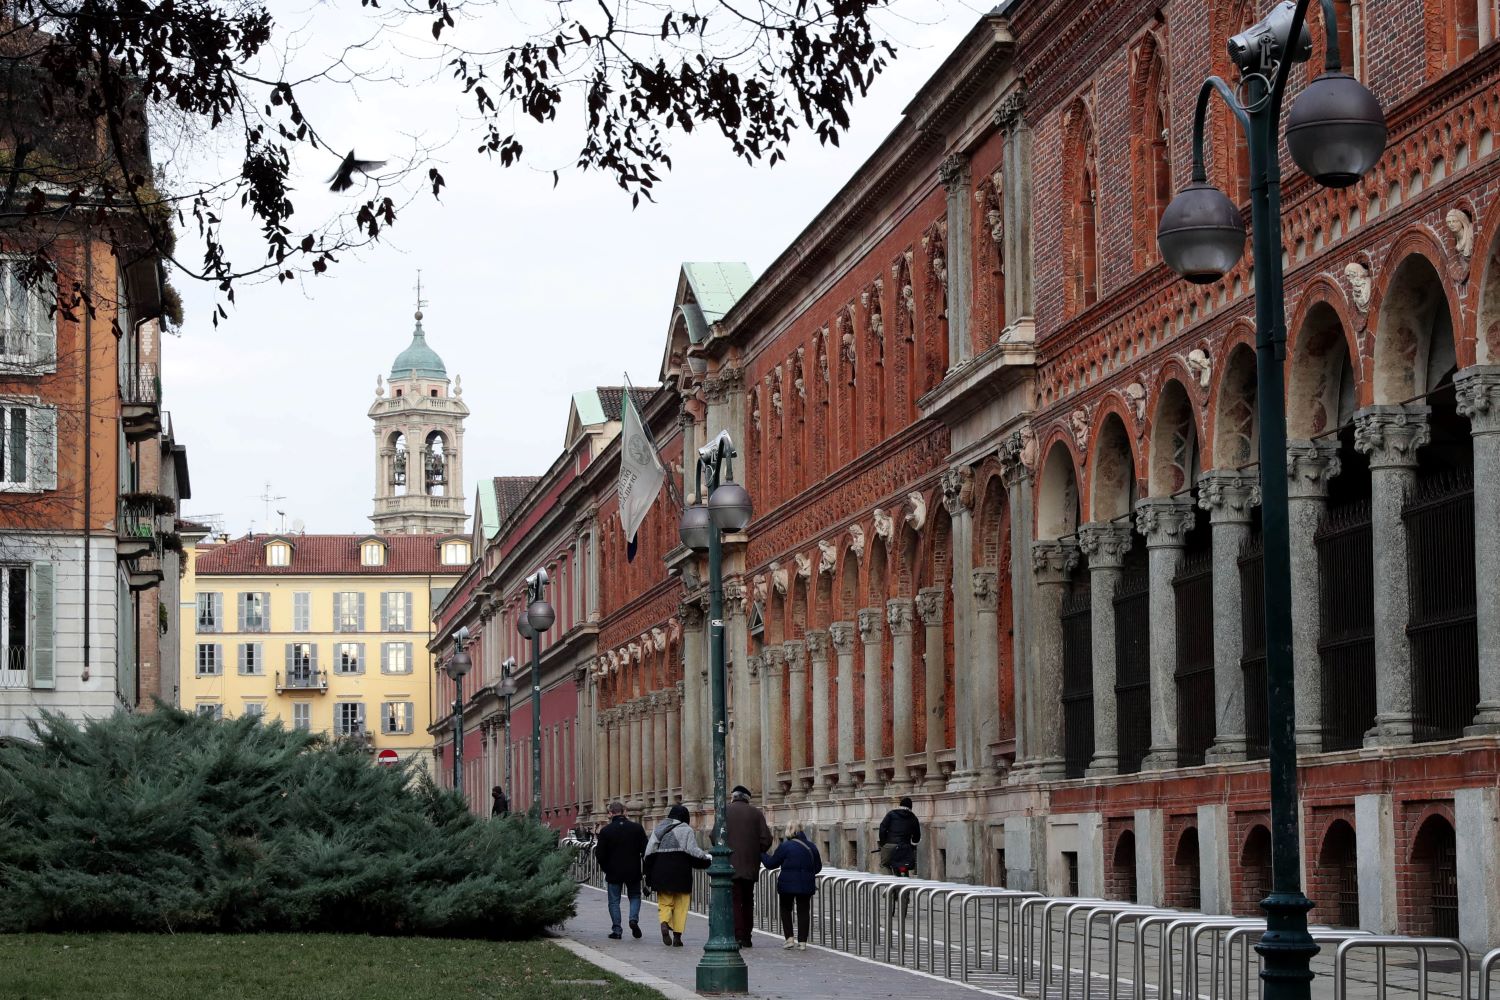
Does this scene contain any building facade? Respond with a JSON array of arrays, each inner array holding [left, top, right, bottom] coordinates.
[[435, 1, 1500, 952], [179, 531, 467, 761]]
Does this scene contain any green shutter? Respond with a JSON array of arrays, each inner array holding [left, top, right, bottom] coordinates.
[[30, 406, 55, 490], [30, 562, 53, 689]]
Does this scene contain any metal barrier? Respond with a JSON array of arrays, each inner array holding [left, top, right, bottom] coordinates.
[[1333, 937, 1471, 1000], [1219, 925, 1371, 1000], [1480, 947, 1500, 1000]]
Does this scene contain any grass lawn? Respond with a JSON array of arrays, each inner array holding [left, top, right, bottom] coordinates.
[[0, 934, 665, 1000]]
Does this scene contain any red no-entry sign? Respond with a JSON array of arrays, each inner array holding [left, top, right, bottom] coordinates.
[[376, 748, 400, 766]]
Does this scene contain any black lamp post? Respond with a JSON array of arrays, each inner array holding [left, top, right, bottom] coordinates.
[[444, 626, 473, 796], [517, 571, 554, 819], [500, 656, 518, 807], [679, 429, 753, 995], [1156, 4, 1385, 999]]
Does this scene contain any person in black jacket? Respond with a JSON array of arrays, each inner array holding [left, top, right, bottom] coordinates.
[[594, 800, 649, 939], [761, 821, 823, 950], [878, 796, 921, 920], [491, 786, 509, 817]]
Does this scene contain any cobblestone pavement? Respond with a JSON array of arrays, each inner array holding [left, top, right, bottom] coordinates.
[[560, 885, 1007, 999]]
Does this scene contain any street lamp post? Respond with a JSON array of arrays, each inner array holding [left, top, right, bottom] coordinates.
[[517, 571, 554, 819], [679, 430, 753, 995], [444, 626, 473, 797], [1156, 4, 1386, 1000], [500, 656, 518, 806]]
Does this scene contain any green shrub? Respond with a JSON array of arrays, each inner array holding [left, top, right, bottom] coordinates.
[[0, 707, 578, 936]]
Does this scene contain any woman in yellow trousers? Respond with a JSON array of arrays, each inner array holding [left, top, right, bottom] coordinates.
[[642, 804, 711, 946]]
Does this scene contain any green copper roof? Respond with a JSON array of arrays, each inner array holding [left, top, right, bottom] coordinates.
[[390, 313, 448, 380], [681, 263, 754, 322]]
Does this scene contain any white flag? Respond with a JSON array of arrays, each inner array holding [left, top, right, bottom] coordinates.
[[617, 391, 666, 544]]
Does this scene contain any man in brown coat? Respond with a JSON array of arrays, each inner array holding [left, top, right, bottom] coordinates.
[[725, 784, 772, 948]]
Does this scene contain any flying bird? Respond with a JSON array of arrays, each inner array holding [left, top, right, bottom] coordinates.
[[327, 150, 387, 192]]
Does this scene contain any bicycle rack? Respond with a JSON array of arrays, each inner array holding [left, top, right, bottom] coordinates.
[[1480, 947, 1500, 1000], [1218, 925, 1371, 1000], [1333, 937, 1471, 1000], [1065, 902, 1171, 1000]]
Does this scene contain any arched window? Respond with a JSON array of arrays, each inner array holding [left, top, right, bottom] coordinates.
[[1429, 0, 1482, 77], [1406, 815, 1459, 937], [1111, 830, 1138, 902], [1240, 825, 1272, 916], [1063, 101, 1100, 314], [1131, 34, 1171, 268], [1173, 827, 1202, 910], [1317, 820, 1360, 928]]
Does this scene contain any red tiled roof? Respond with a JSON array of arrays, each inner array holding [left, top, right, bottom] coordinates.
[[493, 476, 540, 522], [195, 533, 464, 576], [596, 386, 657, 421]]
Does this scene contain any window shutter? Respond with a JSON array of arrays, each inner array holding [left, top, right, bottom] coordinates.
[[211, 593, 222, 632], [284, 643, 294, 674], [33, 281, 56, 372], [215, 643, 224, 675], [403, 592, 413, 631], [30, 562, 53, 689], [403, 701, 414, 734], [380, 642, 390, 673], [380, 592, 390, 631], [404, 642, 413, 672], [380, 701, 392, 733], [238, 593, 248, 631], [309, 644, 318, 670], [254, 642, 263, 673], [29, 406, 55, 490], [239, 643, 248, 674], [260, 592, 271, 630], [356, 701, 367, 734], [356, 642, 366, 675], [356, 592, 366, 631]]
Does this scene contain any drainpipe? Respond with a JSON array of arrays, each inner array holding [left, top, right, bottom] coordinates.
[[81, 236, 92, 682]]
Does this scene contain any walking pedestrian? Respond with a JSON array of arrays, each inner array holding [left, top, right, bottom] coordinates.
[[594, 800, 648, 940], [878, 795, 921, 920], [725, 784, 772, 948], [643, 804, 711, 947], [761, 821, 823, 951], [491, 786, 509, 817]]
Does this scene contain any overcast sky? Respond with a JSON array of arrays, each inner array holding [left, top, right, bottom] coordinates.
[[164, 1, 986, 536]]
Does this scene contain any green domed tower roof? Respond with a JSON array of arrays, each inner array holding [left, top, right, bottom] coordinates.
[[389, 312, 448, 380]]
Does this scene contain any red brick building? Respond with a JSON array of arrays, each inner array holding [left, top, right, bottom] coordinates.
[[439, 1, 1500, 950]]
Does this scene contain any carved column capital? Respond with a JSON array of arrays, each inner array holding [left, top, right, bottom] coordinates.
[[915, 587, 945, 626], [1077, 521, 1135, 569], [972, 569, 1000, 613], [1197, 470, 1261, 524], [1286, 439, 1343, 499], [1353, 405, 1431, 469], [678, 601, 706, 631], [1134, 497, 1198, 548], [941, 466, 975, 516], [805, 629, 830, 662], [939, 152, 971, 193], [885, 598, 916, 636], [829, 622, 856, 654], [993, 88, 1028, 133], [783, 639, 807, 672], [722, 578, 748, 617], [1000, 424, 1038, 486], [762, 645, 784, 672], [1032, 539, 1081, 584], [857, 606, 884, 642], [746, 653, 763, 680], [1455, 365, 1500, 436]]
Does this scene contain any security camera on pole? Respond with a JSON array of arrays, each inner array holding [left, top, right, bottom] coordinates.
[[1155, 4, 1385, 999], [444, 626, 472, 795], [516, 571, 553, 819]]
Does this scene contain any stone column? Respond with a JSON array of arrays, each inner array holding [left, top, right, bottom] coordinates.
[[1199, 472, 1260, 762], [830, 621, 857, 788], [594, 699, 609, 811], [628, 698, 644, 806], [725, 580, 758, 790], [1002, 431, 1038, 771], [806, 629, 831, 785], [1353, 405, 1430, 746], [746, 657, 763, 796], [940, 154, 973, 368], [942, 467, 978, 779], [1134, 497, 1197, 771], [858, 607, 885, 791], [1026, 540, 1078, 780], [763, 646, 787, 799], [784, 639, 809, 791], [652, 691, 668, 806], [1077, 522, 1134, 777], [887, 598, 917, 791], [667, 682, 682, 798], [971, 568, 1002, 781], [680, 603, 706, 806], [916, 586, 947, 790], [1456, 367, 1500, 734], [1286, 440, 1341, 751]]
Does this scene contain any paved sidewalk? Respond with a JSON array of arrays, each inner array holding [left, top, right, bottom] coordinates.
[[559, 885, 1007, 1000]]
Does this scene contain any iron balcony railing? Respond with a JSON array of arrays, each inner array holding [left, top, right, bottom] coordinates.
[[275, 669, 328, 692], [116, 498, 159, 557], [121, 363, 160, 406]]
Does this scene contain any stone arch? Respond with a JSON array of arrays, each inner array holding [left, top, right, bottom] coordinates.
[[1212, 342, 1259, 468], [974, 471, 1008, 566], [1062, 98, 1100, 314], [867, 533, 890, 605], [789, 572, 808, 635], [1211, 0, 1257, 204], [1130, 28, 1171, 269], [814, 551, 834, 629], [1288, 299, 1359, 438], [838, 547, 861, 620], [1239, 824, 1272, 916], [1111, 828, 1139, 903], [1148, 378, 1202, 495], [1315, 819, 1360, 928], [1476, 197, 1500, 364], [1172, 825, 1203, 910], [1089, 411, 1139, 521], [1373, 246, 1460, 403], [768, 586, 786, 645], [1425, 0, 1480, 78], [1038, 438, 1082, 539], [898, 520, 921, 596]]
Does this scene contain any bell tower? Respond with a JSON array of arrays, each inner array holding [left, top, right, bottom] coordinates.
[[369, 293, 469, 535]]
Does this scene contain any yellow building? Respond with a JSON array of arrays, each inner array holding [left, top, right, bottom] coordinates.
[[179, 532, 469, 763]]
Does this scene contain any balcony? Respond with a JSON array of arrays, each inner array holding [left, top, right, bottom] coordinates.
[[126, 553, 163, 592], [116, 497, 159, 560], [121, 363, 162, 442], [275, 669, 329, 694]]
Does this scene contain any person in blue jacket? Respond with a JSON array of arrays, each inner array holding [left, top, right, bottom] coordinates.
[[761, 820, 823, 950]]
